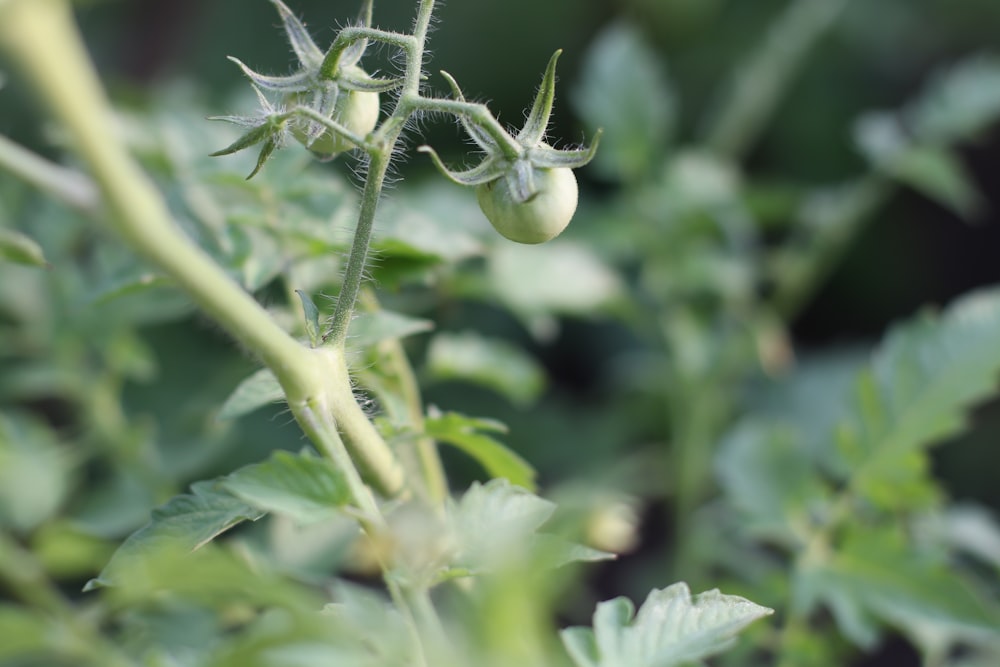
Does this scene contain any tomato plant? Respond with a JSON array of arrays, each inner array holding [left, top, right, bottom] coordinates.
[[2, 0, 1000, 666]]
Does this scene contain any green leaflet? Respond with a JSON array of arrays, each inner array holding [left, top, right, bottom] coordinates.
[[88, 449, 352, 590], [425, 411, 536, 491], [838, 287, 1000, 509], [86, 480, 264, 590], [426, 331, 545, 406], [221, 448, 350, 525], [561, 582, 773, 667]]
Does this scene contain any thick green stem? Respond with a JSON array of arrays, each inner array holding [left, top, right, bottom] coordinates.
[[0, 0, 405, 498]]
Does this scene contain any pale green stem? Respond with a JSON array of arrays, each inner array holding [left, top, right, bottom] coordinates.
[[771, 175, 891, 319], [0, 0, 405, 498], [0, 133, 99, 215], [702, 0, 852, 160], [360, 289, 448, 504], [406, 96, 522, 159]]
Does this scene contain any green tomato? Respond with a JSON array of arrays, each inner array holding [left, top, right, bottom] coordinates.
[[475, 167, 578, 244], [286, 83, 379, 158]]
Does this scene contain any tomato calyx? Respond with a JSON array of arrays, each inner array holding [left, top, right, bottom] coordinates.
[[418, 51, 600, 243], [209, 0, 398, 177]]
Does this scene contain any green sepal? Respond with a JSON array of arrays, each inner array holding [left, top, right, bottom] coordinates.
[[517, 50, 561, 146], [295, 289, 323, 347]]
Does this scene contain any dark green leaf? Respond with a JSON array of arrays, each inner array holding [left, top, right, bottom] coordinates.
[[835, 288, 1000, 509], [218, 368, 284, 420], [572, 21, 675, 181], [221, 449, 350, 524], [86, 481, 263, 590], [425, 412, 536, 490], [447, 480, 609, 573], [800, 527, 1000, 652]]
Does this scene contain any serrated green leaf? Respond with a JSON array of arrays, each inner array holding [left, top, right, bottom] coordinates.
[[0, 228, 47, 267], [87, 481, 263, 590], [426, 331, 545, 406], [425, 411, 536, 490], [716, 421, 829, 542], [802, 527, 1000, 654], [837, 287, 1000, 508], [218, 368, 284, 420], [448, 479, 610, 574], [221, 449, 349, 524], [562, 582, 773, 667], [572, 21, 675, 181], [348, 309, 434, 349]]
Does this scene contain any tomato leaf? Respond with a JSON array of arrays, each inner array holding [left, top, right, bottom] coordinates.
[[425, 411, 536, 491], [221, 449, 350, 524], [561, 583, 773, 667]]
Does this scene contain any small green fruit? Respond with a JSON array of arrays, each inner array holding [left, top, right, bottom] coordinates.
[[475, 167, 578, 244], [286, 82, 379, 157]]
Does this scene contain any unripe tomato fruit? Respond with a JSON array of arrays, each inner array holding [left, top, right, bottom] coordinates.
[[475, 167, 578, 244], [285, 79, 379, 157]]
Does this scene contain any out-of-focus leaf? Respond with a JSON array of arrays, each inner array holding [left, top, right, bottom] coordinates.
[[0, 228, 47, 267], [374, 183, 485, 264], [572, 21, 675, 181], [488, 241, 623, 337], [0, 605, 52, 660], [348, 309, 434, 349], [425, 331, 545, 406], [87, 481, 264, 590], [917, 504, 1000, 572], [218, 368, 284, 420], [0, 412, 72, 534], [907, 55, 1000, 144], [447, 479, 610, 575], [561, 582, 773, 667], [799, 527, 1000, 653], [716, 421, 829, 542], [854, 113, 982, 218], [836, 287, 1000, 509], [221, 449, 350, 525], [425, 411, 536, 490]]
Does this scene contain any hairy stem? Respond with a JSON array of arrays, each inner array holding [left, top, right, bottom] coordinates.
[[0, 0, 406, 497]]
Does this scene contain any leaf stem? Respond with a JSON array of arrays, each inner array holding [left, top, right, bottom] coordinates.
[[0, 133, 100, 215], [701, 0, 853, 160]]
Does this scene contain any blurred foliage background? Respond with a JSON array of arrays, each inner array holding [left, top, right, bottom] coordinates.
[[3, 0, 1000, 665]]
